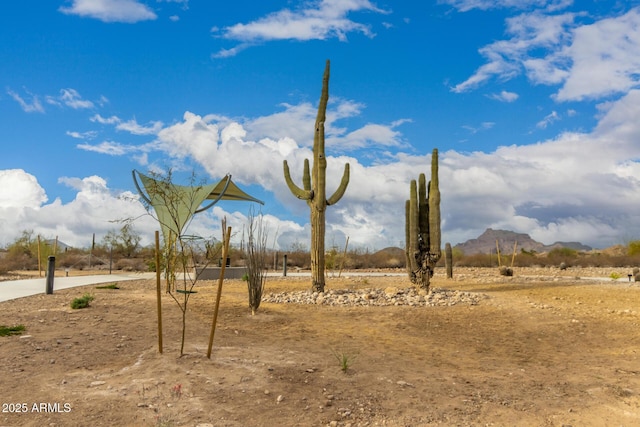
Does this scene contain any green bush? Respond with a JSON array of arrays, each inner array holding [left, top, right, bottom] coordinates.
[[95, 283, 119, 289], [71, 294, 94, 309], [0, 324, 25, 337]]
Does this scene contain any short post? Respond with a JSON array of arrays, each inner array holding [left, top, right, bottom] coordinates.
[[46, 256, 56, 294], [283, 254, 288, 277]]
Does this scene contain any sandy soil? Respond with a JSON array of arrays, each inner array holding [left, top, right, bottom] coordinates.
[[0, 267, 639, 427]]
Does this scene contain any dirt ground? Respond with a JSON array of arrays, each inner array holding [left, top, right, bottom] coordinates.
[[0, 267, 639, 427]]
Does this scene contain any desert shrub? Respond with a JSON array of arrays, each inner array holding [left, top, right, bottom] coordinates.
[[273, 244, 640, 270], [546, 247, 578, 267], [0, 324, 25, 336], [245, 209, 269, 315], [146, 259, 158, 272], [57, 253, 88, 269], [378, 255, 404, 269], [95, 283, 119, 289], [499, 266, 513, 276], [285, 250, 310, 269], [102, 224, 141, 258], [579, 253, 638, 268], [367, 248, 405, 269], [345, 253, 371, 269], [115, 258, 147, 272], [71, 294, 94, 309], [513, 251, 539, 267], [325, 246, 340, 271], [628, 240, 640, 256], [0, 252, 37, 271], [460, 253, 495, 267]]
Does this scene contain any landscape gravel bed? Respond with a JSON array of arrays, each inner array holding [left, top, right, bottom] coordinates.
[[262, 286, 486, 307]]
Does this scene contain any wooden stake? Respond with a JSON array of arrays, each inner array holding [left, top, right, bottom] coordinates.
[[155, 231, 163, 354], [495, 239, 502, 267], [37, 235, 42, 277], [510, 241, 518, 268], [207, 224, 232, 359], [338, 236, 349, 278]]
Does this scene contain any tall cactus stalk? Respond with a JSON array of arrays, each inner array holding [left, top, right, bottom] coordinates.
[[405, 148, 441, 291], [283, 60, 350, 293], [445, 242, 453, 279]]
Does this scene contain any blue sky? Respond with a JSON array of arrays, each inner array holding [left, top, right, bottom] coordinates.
[[1, 0, 640, 251]]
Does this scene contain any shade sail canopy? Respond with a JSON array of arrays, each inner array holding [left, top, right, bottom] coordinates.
[[132, 170, 263, 240], [206, 176, 264, 205]]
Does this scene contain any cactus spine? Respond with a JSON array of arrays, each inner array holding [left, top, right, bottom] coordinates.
[[405, 148, 441, 291], [283, 60, 350, 293]]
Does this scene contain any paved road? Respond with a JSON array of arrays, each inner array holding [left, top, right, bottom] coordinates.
[[0, 273, 155, 303]]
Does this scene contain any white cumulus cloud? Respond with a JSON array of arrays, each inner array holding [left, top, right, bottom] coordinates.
[[59, 0, 157, 23], [212, 0, 389, 57]]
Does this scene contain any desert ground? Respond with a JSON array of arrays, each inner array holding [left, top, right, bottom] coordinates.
[[0, 267, 639, 427]]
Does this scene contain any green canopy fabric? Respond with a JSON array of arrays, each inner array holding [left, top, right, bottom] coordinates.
[[205, 177, 264, 205], [132, 170, 263, 241]]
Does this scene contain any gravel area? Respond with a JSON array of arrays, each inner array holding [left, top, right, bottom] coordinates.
[[262, 286, 486, 307]]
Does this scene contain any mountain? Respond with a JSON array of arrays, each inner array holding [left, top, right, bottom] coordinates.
[[453, 228, 592, 255]]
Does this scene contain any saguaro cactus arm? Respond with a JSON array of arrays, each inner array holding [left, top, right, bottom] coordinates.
[[428, 148, 441, 258], [408, 179, 419, 276], [326, 163, 350, 206], [418, 173, 429, 249], [283, 159, 313, 200]]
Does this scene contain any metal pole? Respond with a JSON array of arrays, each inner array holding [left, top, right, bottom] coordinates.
[[45, 256, 56, 294], [283, 254, 288, 277]]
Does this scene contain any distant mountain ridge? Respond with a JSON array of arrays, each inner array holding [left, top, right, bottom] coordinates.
[[454, 228, 592, 255]]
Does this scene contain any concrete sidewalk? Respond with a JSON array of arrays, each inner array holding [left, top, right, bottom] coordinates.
[[0, 270, 407, 303], [0, 273, 155, 303]]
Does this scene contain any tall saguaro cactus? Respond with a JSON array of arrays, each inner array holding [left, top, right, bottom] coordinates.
[[405, 148, 441, 291], [283, 60, 350, 293]]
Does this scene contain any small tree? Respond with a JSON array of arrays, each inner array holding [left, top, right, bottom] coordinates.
[[136, 169, 218, 356], [102, 223, 141, 258], [2, 230, 52, 272]]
